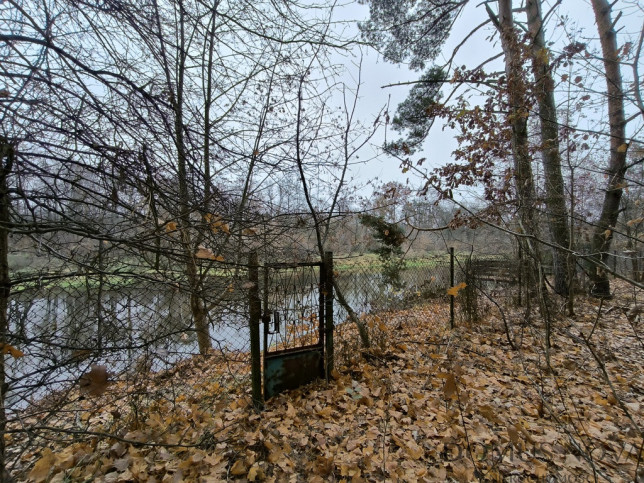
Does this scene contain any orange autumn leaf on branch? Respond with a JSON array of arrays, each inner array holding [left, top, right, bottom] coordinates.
[[204, 213, 230, 234], [1, 343, 24, 358], [446, 282, 467, 296], [195, 246, 224, 261]]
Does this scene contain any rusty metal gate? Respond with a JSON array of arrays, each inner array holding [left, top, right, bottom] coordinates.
[[248, 252, 333, 403]]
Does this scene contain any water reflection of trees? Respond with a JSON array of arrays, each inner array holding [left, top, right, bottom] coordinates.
[[5, 262, 450, 412], [6, 282, 251, 410]]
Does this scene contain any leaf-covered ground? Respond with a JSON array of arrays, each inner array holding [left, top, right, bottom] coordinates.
[[19, 295, 644, 482]]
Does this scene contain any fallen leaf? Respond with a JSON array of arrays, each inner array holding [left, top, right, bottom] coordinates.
[[452, 458, 475, 482], [313, 455, 333, 476], [54, 446, 76, 471], [564, 453, 585, 470], [116, 469, 134, 481], [516, 420, 535, 444], [79, 365, 109, 396], [276, 454, 295, 473], [532, 458, 548, 478], [286, 403, 297, 418], [429, 466, 447, 479], [113, 456, 131, 472], [123, 430, 148, 443], [266, 441, 283, 464], [443, 374, 457, 399], [404, 439, 424, 460], [507, 425, 520, 447], [339, 462, 361, 477], [109, 442, 127, 458], [29, 448, 55, 483], [247, 463, 265, 481], [478, 404, 501, 424], [230, 459, 247, 476]]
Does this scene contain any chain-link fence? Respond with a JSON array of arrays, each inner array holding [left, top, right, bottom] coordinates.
[[6, 251, 469, 474], [331, 252, 546, 330], [11, 247, 639, 479], [333, 254, 455, 317], [5, 261, 256, 478], [601, 250, 644, 285]]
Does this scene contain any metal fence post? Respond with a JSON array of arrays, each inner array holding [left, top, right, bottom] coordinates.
[[450, 247, 455, 329], [248, 251, 263, 410], [324, 251, 334, 380]]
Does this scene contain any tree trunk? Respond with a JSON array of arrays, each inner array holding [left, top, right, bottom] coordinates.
[[625, 223, 640, 282], [497, 0, 538, 237], [191, 290, 210, 355], [0, 140, 13, 482], [496, 0, 552, 356], [526, 0, 572, 297], [171, 6, 211, 354], [589, 0, 628, 298]]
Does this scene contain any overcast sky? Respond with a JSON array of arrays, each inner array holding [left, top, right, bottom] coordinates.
[[331, 0, 644, 195]]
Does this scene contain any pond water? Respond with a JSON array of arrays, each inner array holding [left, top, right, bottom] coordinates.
[[6, 264, 447, 410]]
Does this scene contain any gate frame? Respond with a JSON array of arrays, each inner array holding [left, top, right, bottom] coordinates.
[[248, 251, 333, 408]]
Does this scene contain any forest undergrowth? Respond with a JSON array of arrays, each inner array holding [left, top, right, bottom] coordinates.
[[16, 288, 644, 482]]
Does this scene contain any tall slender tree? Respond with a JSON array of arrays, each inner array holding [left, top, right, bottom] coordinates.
[[588, 0, 629, 298], [526, 0, 572, 298], [495, 0, 538, 240]]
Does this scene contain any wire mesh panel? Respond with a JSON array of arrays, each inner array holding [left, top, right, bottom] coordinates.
[[262, 263, 324, 352], [7, 283, 197, 410], [332, 255, 454, 320], [5, 265, 254, 478]]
